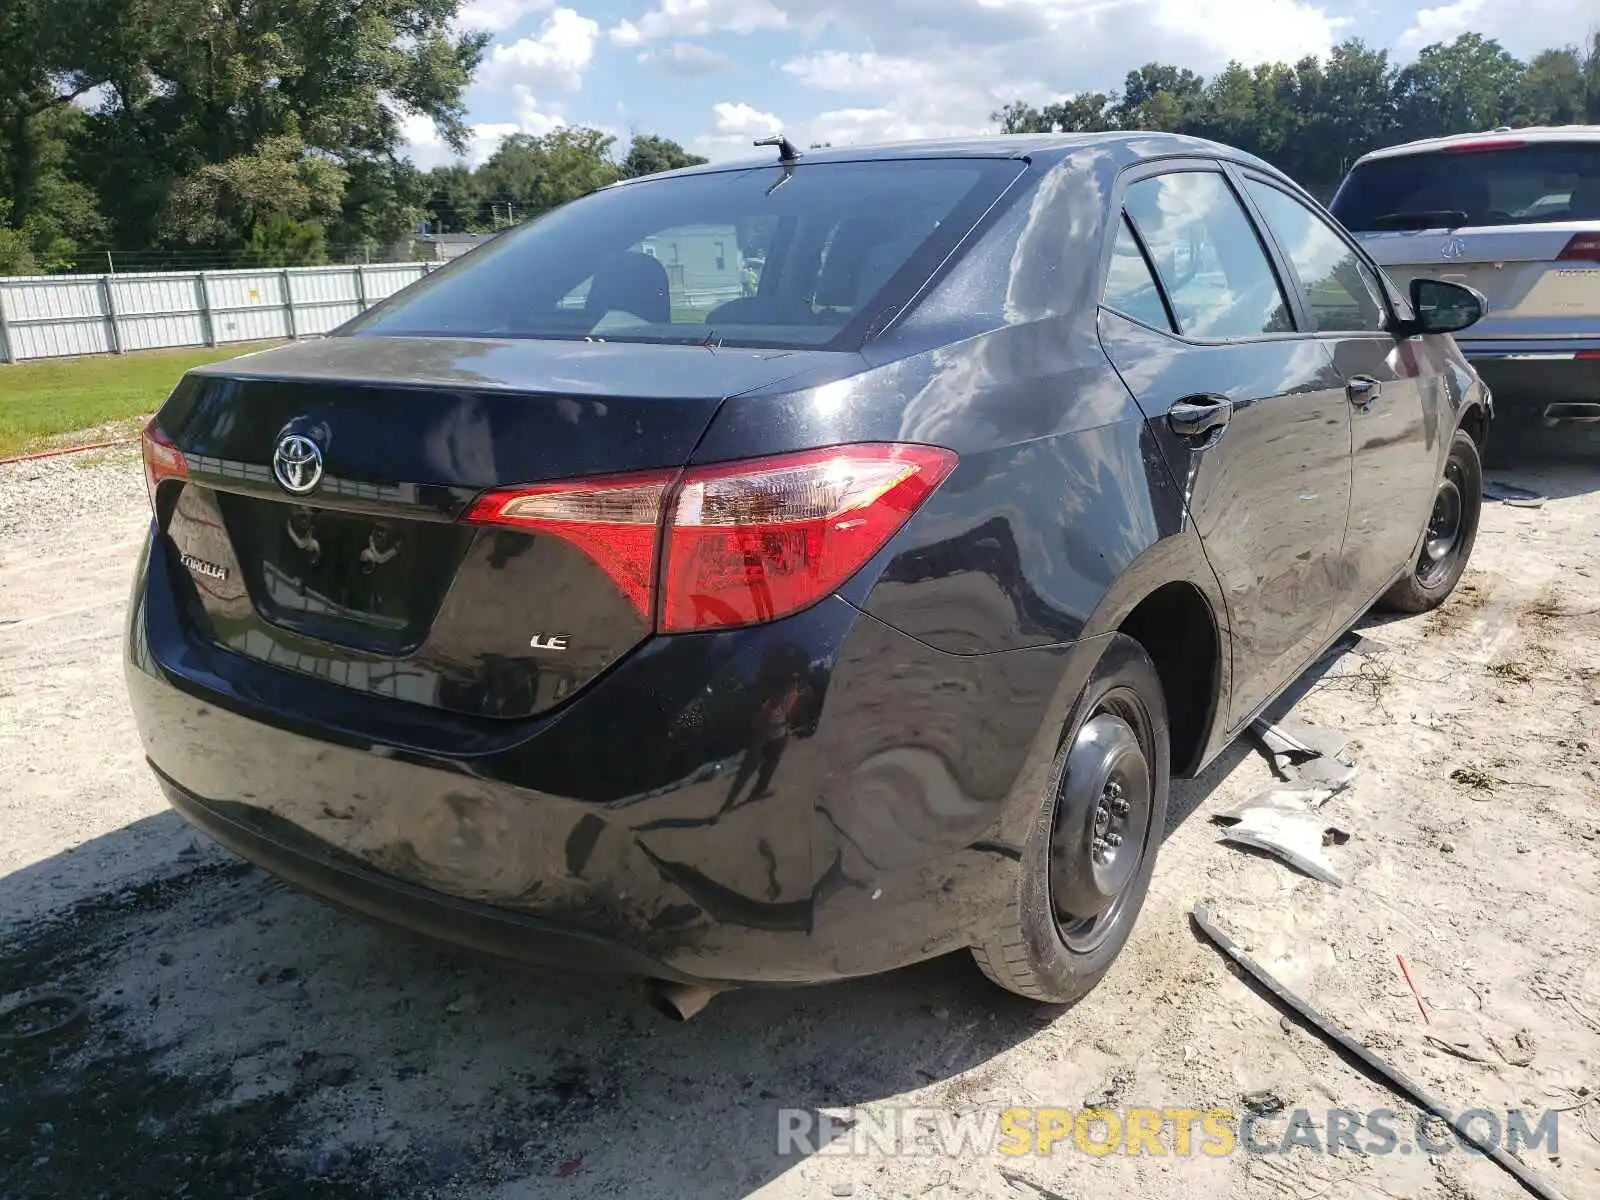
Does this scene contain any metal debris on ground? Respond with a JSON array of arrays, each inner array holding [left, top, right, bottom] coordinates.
[[1250, 717, 1358, 793], [1316, 631, 1390, 667], [1224, 719, 1356, 883], [1483, 480, 1546, 508], [1286, 754, 1359, 792], [1219, 786, 1335, 821], [1191, 905, 1568, 1200], [1217, 804, 1351, 886], [1347, 632, 1390, 657], [1260, 718, 1352, 761]]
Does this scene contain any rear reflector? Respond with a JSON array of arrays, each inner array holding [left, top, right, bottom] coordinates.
[[140, 419, 189, 510], [1559, 233, 1600, 263], [462, 443, 958, 633]]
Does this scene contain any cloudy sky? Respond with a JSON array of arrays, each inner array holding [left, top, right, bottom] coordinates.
[[401, 0, 1595, 168]]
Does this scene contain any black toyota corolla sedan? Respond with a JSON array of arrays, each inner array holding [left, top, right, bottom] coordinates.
[[127, 133, 1489, 1016]]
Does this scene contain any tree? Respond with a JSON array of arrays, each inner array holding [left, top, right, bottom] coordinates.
[[620, 134, 706, 179], [0, 201, 40, 274], [0, 104, 107, 270], [58, 0, 487, 254], [1515, 48, 1588, 125], [994, 93, 1119, 134], [992, 33, 1580, 201], [420, 164, 488, 233], [0, 0, 132, 225], [1394, 34, 1526, 139], [163, 135, 346, 257], [329, 157, 427, 257], [1189, 62, 1270, 150], [1294, 41, 1399, 194], [478, 128, 620, 218], [1587, 33, 1600, 122], [1115, 63, 1204, 127], [242, 214, 330, 266], [994, 101, 1048, 134], [10, 18, 1598, 276], [407, 129, 717, 235]]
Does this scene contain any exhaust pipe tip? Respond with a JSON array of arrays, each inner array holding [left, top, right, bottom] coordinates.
[[644, 980, 719, 1022], [1543, 402, 1600, 425]]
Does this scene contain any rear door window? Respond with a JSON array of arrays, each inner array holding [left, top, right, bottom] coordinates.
[[1125, 171, 1295, 339], [1102, 218, 1173, 331], [349, 159, 1023, 351], [1331, 142, 1600, 231], [1245, 181, 1389, 333]]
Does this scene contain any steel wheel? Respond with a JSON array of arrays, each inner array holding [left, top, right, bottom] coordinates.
[[1048, 693, 1155, 953], [1378, 429, 1483, 616], [971, 633, 1171, 1004], [1417, 457, 1467, 589]]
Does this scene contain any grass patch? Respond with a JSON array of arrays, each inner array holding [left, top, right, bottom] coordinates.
[[0, 342, 281, 458]]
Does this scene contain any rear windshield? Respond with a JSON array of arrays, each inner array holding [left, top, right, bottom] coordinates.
[[347, 159, 1021, 350], [1332, 142, 1600, 231]]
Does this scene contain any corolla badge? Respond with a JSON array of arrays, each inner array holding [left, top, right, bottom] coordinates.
[[1440, 237, 1467, 261], [272, 433, 324, 495], [179, 553, 228, 581]]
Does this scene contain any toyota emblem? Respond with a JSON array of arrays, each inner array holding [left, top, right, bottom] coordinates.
[[1440, 237, 1467, 261], [273, 433, 324, 495]]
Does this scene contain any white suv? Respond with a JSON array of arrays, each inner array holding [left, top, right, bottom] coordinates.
[[1331, 127, 1600, 427]]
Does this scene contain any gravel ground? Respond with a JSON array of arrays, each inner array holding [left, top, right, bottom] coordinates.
[[0, 444, 192, 926], [1, 434, 1598, 1200]]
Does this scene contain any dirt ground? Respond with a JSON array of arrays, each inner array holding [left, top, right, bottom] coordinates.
[[2, 433, 1598, 1200]]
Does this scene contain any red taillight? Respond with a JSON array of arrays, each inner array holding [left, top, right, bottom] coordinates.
[[463, 469, 675, 621], [140, 419, 188, 510], [1559, 234, 1600, 263], [461, 443, 958, 632], [661, 444, 957, 632]]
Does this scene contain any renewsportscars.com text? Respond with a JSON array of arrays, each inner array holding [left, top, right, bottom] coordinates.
[[777, 1105, 1560, 1159]]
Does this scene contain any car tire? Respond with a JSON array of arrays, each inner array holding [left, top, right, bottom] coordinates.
[[1378, 429, 1482, 615], [971, 633, 1170, 1004]]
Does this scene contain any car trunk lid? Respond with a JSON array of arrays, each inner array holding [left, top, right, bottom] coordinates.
[[151, 335, 854, 719]]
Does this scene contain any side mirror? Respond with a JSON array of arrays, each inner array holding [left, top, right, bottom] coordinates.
[[1406, 278, 1485, 336]]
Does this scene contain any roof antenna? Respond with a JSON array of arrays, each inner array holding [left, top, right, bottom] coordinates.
[[754, 134, 803, 165]]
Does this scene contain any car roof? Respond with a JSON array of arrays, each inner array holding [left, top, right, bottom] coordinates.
[[1353, 125, 1600, 166], [613, 131, 1283, 185]]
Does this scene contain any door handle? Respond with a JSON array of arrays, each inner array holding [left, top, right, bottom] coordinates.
[[1168, 395, 1234, 442], [1347, 376, 1382, 409]]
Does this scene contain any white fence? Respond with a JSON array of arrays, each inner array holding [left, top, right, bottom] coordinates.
[[0, 262, 438, 364]]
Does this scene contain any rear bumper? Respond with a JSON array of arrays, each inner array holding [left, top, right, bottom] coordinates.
[[1457, 341, 1600, 420], [155, 767, 714, 984], [126, 528, 1099, 986]]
